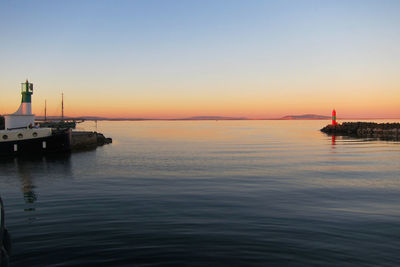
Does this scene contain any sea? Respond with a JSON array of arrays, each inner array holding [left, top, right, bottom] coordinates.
[[0, 120, 399, 266]]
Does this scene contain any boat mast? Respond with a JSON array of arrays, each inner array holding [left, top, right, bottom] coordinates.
[[44, 100, 47, 121], [61, 92, 64, 122]]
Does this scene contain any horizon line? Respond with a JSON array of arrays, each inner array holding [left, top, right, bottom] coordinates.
[[33, 116, 400, 121]]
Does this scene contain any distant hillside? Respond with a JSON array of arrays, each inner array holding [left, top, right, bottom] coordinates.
[[36, 116, 77, 121], [34, 116, 248, 121], [181, 116, 248, 120], [280, 114, 330, 120], [35, 116, 147, 121]]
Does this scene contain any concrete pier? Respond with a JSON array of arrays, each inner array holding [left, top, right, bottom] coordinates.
[[71, 131, 112, 151]]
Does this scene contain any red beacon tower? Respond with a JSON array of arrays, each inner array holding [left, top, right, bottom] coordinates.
[[332, 109, 337, 126]]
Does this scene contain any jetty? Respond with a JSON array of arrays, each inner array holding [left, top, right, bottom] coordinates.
[[71, 131, 112, 151], [321, 122, 400, 140], [0, 80, 112, 157]]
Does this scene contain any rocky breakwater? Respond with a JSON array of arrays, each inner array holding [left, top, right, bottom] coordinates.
[[71, 131, 112, 151], [321, 122, 400, 140]]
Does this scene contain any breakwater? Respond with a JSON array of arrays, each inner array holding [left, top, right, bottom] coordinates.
[[321, 122, 400, 140], [71, 131, 112, 151]]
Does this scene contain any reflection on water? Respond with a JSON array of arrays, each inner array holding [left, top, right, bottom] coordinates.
[[2, 155, 72, 212], [16, 160, 37, 209]]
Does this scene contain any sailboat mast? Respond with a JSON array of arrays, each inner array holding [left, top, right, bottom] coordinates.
[[44, 100, 47, 121], [61, 92, 64, 122]]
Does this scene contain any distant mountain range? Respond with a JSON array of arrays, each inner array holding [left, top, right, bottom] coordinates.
[[29, 114, 391, 121], [34, 114, 330, 121], [280, 114, 330, 120], [180, 116, 247, 120], [34, 116, 248, 121]]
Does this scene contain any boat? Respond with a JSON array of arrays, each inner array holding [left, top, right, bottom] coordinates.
[[38, 120, 78, 130], [0, 80, 71, 157], [36, 93, 83, 130]]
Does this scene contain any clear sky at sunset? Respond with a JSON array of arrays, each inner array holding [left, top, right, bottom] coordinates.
[[0, 0, 399, 119]]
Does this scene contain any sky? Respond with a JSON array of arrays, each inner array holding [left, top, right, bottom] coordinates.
[[0, 0, 399, 119]]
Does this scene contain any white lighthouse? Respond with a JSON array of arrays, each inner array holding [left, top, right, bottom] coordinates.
[[4, 80, 35, 130], [0, 80, 73, 157]]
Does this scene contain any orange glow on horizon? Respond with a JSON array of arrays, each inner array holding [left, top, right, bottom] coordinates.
[[1, 81, 399, 119], [1, 97, 399, 119]]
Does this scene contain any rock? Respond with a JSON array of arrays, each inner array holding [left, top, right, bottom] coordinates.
[[96, 133, 112, 146], [71, 131, 112, 151], [321, 122, 400, 140]]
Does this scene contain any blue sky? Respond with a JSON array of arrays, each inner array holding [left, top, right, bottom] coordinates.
[[1, 0, 399, 118]]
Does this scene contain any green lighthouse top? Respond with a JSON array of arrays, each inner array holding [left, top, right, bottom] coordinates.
[[21, 79, 33, 103]]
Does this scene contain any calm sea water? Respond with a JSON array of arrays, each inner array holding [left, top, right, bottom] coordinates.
[[0, 120, 399, 266]]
